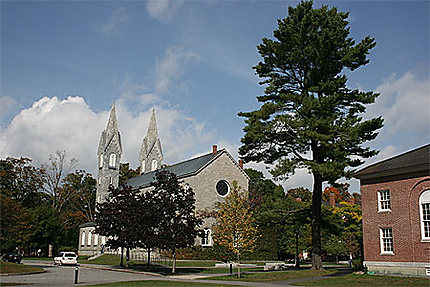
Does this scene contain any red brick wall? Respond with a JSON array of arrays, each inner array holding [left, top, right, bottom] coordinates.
[[361, 176, 430, 263]]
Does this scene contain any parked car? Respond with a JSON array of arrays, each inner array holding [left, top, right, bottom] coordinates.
[[53, 251, 78, 266], [2, 252, 22, 264]]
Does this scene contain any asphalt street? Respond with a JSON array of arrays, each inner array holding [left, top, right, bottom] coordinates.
[[0, 260, 157, 286]]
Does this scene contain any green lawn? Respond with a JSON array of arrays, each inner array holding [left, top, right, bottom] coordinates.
[[292, 273, 430, 286], [0, 283, 33, 286], [0, 261, 43, 274], [87, 280, 241, 287], [205, 269, 335, 282]]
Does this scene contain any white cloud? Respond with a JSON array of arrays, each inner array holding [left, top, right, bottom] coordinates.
[[155, 46, 200, 94], [98, 8, 127, 35], [0, 96, 216, 177], [146, 0, 183, 22], [365, 71, 430, 150]]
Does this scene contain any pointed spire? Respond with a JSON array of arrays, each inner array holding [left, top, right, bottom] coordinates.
[[146, 107, 159, 141], [139, 107, 163, 173], [106, 102, 119, 131]]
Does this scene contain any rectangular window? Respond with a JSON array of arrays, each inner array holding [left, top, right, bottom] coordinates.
[[378, 190, 391, 211], [422, 203, 430, 238], [380, 228, 393, 254]]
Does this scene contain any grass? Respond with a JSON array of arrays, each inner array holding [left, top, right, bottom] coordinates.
[[0, 261, 43, 274], [0, 283, 33, 286], [205, 269, 336, 282], [291, 273, 430, 286], [86, 280, 241, 287]]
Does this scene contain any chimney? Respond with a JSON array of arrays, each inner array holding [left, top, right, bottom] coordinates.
[[212, 145, 218, 155], [330, 192, 336, 207], [238, 159, 243, 169], [349, 197, 355, 205], [296, 198, 302, 202]]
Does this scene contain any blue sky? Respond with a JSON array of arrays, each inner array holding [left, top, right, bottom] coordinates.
[[1, 0, 429, 192]]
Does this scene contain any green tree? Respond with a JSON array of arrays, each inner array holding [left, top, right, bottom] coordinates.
[[213, 182, 258, 277], [60, 170, 97, 227], [0, 194, 32, 253], [153, 170, 202, 274], [42, 150, 77, 212], [95, 185, 143, 267], [238, 1, 382, 269], [119, 163, 140, 186], [0, 157, 46, 208]]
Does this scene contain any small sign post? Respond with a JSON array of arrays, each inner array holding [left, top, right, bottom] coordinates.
[[74, 266, 79, 284]]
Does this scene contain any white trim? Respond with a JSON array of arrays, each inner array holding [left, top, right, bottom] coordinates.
[[81, 231, 86, 246], [109, 153, 116, 168], [378, 189, 391, 212], [201, 228, 212, 246], [419, 190, 430, 240], [379, 227, 394, 254], [364, 261, 430, 268], [216, 180, 230, 197]]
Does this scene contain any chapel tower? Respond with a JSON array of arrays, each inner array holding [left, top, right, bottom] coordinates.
[[96, 102, 122, 203], [139, 108, 163, 174]]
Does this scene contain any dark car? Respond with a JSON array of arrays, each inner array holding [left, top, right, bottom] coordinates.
[[2, 253, 22, 264]]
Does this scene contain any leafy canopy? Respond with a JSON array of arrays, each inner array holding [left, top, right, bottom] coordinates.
[[239, 0, 383, 183]]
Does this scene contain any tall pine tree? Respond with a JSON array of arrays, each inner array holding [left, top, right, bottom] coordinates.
[[239, 1, 383, 269]]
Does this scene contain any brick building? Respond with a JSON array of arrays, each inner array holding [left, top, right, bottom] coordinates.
[[355, 144, 430, 276]]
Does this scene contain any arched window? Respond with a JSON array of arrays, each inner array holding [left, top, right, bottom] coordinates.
[[99, 154, 103, 169], [419, 190, 430, 241], [151, 160, 158, 171], [109, 154, 116, 168], [87, 231, 92, 246], [201, 228, 212, 246], [141, 160, 146, 174], [81, 231, 86, 247]]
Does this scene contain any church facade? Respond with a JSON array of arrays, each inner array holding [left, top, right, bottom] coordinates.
[[78, 104, 249, 255]]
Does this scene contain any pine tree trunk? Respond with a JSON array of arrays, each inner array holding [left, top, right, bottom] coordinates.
[[172, 250, 176, 274], [311, 173, 323, 270]]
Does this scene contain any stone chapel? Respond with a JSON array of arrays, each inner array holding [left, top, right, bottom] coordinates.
[[78, 104, 249, 256]]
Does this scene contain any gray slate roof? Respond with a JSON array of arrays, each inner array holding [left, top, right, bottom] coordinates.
[[127, 151, 220, 188], [354, 144, 430, 179]]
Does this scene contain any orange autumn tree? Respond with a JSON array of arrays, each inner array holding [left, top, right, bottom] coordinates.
[[213, 181, 258, 277]]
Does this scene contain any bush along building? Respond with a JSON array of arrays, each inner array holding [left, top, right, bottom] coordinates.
[[78, 104, 249, 256], [355, 144, 430, 277]]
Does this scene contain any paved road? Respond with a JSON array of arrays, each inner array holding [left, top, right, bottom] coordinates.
[[0, 260, 158, 286]]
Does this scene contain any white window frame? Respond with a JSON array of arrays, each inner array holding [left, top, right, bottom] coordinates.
[[380, 227, 394, 255], [151, 160, 158, 171], [419, 190, 430, 241], [87, 231, 92, 247], [81, 231, 86, 247], [378, 189, 391, 212], [99, 154, 103, 169], [109, 153, 116, 168], [201, 228, 212, 246], [141, 160, 146, 174], [94, 234, 99, 246]]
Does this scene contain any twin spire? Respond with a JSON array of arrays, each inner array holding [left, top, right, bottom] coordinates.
[[139, 108, 163, 174], [99, 103, 163, 174]]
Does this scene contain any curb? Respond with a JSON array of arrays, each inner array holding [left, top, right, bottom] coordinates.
[[0, 269, 46, 276]]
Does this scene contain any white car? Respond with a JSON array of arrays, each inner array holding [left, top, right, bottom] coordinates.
[[54, 252, 78, 266]]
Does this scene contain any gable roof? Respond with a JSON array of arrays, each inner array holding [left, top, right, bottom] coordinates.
[[127, 149, 248, 188], [354, 144, 430, 180]]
